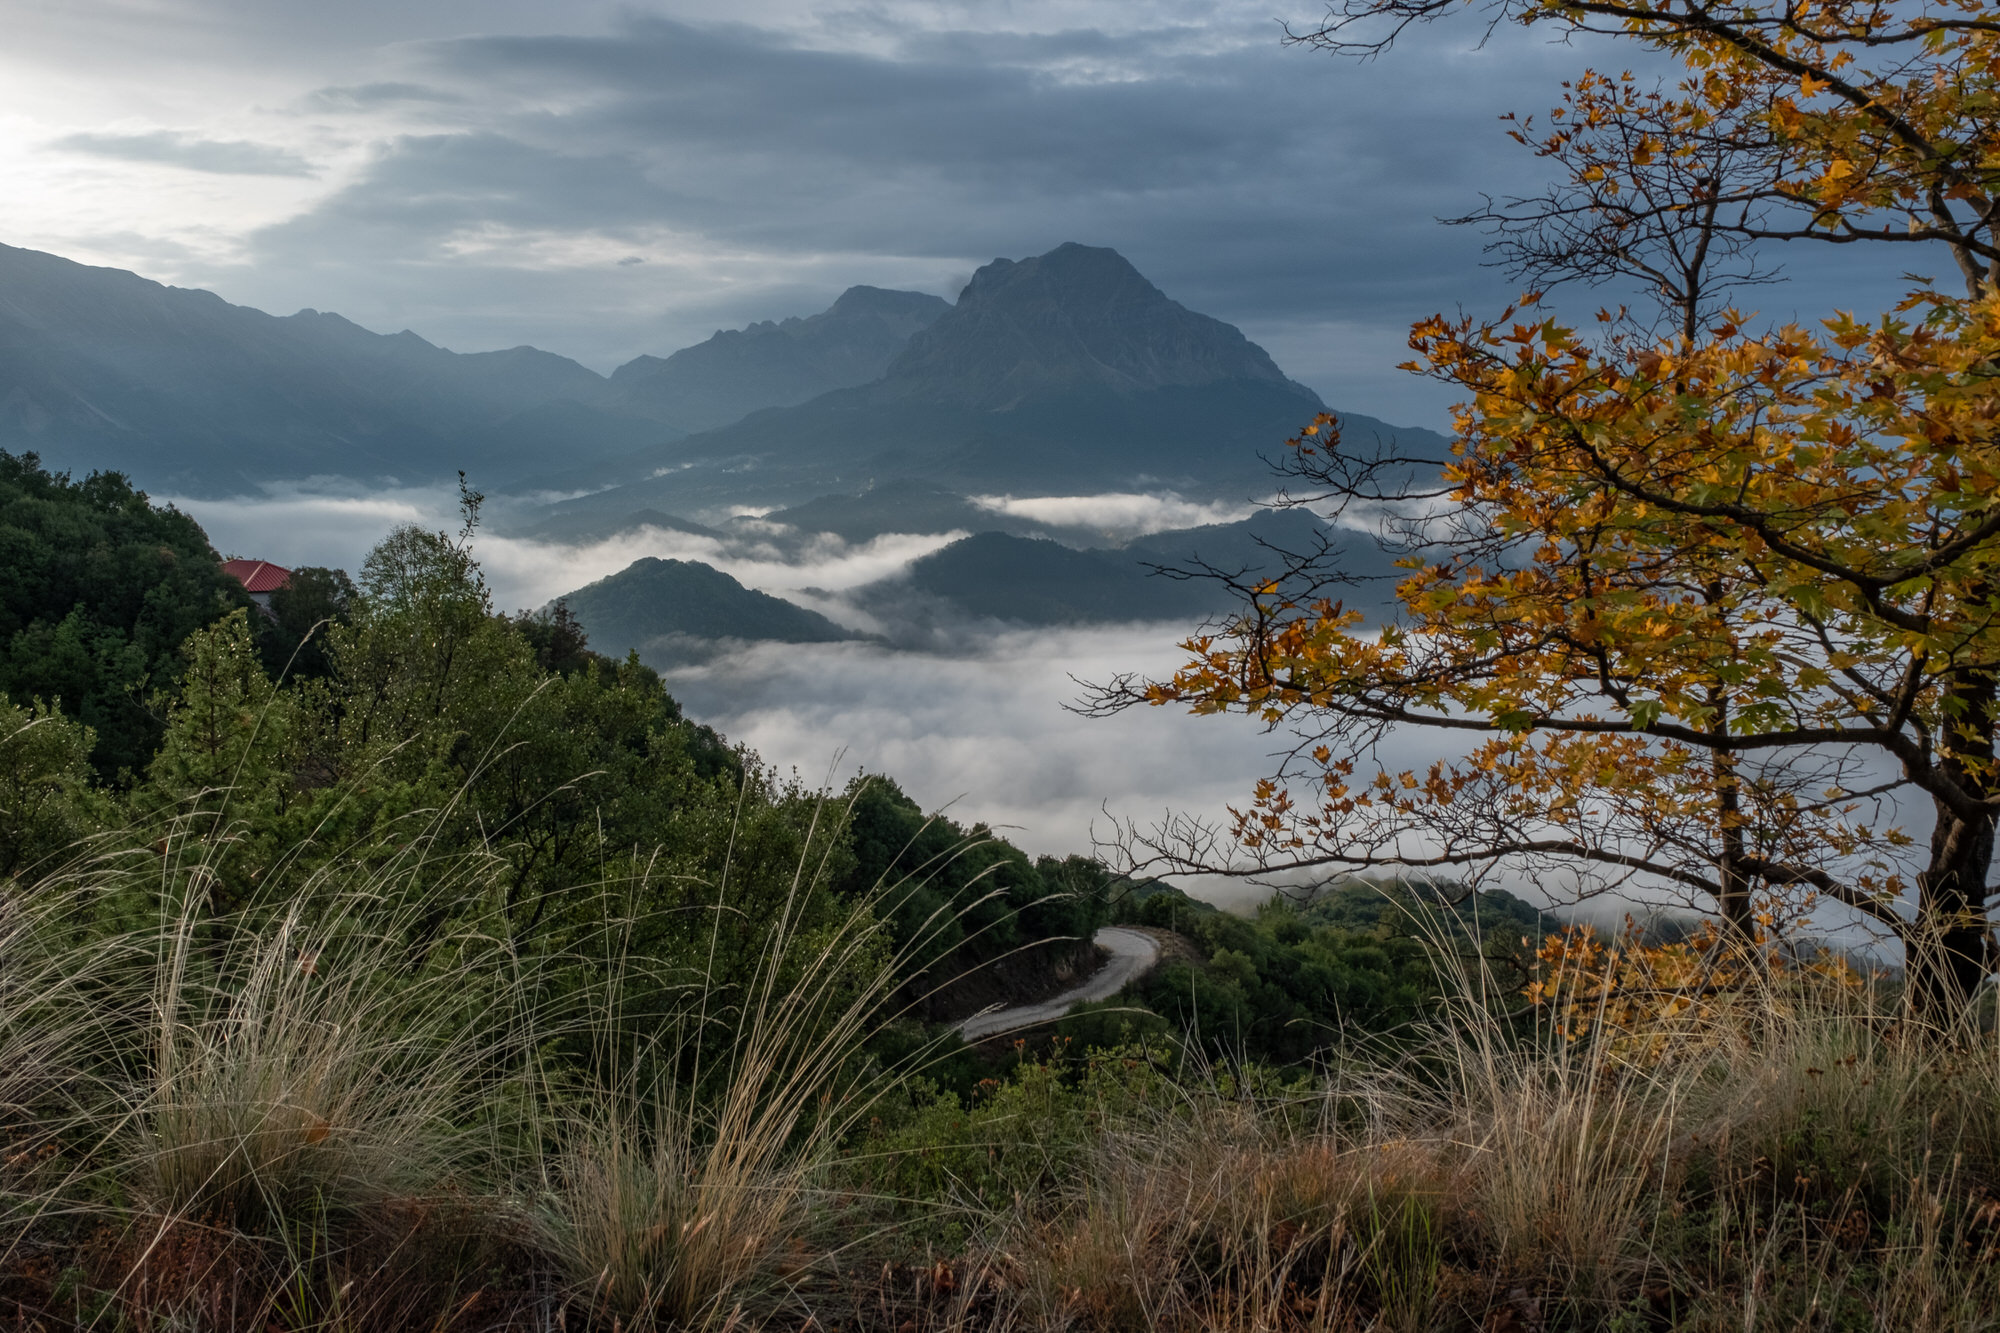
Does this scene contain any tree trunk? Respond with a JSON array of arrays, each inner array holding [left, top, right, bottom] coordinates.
[[1712, 748, 1752, 938], [1705, 619, 1753, 940], [1908, 660, 1998, 1024], [1909, 806, 1995, 1022]]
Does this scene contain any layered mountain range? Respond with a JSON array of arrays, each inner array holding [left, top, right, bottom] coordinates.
[[0, 242, 618, 490], [0, 240, 1439, 513], [0, 243, 950, 493], [538, 244, 1395, 522], [0, 237, 1437, 649]]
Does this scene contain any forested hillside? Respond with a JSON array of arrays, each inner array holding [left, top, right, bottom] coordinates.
[[0, 448, 1632, 1330]]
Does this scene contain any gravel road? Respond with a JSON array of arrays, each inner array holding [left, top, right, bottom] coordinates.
[[955, 926, 1162, 1041]]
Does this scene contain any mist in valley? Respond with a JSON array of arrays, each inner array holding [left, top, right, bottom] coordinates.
[[171, 476, 1916, 948]]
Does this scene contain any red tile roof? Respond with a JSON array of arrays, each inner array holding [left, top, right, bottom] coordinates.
[[221, 559, 293, 594]]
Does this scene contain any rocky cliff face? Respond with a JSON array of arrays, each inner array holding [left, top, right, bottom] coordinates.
[[880, 243, 1305, 409]]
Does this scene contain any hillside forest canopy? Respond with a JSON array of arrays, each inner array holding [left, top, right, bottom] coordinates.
[[1096, 0, 2000, 1024], [0, 449, 1512, 1079]]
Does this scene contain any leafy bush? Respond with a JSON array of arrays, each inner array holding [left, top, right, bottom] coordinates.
[[1114, 888, 1463, 1067], [0, 692, 98, 877], [0, 451, 252, 779]]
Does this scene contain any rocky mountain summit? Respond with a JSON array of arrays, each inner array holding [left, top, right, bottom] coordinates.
[[880, 243, 1305, 408]]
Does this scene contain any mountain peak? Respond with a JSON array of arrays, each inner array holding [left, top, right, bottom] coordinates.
[[954, 242, 1153, 306], [605, 285, 948, 433], [827, 285, 952, 322], [882, 243, 1310, 409]]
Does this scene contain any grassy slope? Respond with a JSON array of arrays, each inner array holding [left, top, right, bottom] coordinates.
[[7, 842, 1999, 1332]]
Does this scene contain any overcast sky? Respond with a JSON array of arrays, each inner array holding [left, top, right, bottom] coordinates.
[[0, 0, 1681, 427]]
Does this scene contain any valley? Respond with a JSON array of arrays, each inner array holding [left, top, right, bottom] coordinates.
[[6, 0, 1992, 1318]]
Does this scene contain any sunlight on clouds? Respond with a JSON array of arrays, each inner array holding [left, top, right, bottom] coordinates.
[[434, 223, 711, 269]]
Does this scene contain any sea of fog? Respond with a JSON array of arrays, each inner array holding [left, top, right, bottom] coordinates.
[[167, 480, 1911, 950]]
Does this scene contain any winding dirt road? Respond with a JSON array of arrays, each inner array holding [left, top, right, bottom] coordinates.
[[955, 926, 1162, 1041]]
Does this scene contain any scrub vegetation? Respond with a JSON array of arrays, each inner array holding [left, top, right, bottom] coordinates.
[[12, 0, 2000, 1317], [1, 453, 1997, 1332]]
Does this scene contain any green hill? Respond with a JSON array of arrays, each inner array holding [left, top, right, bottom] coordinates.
[[862, 508, 1405, 627], [558, 557, 852, 658]]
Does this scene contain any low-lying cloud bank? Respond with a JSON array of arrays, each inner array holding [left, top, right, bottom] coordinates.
[[165, 482, 1286, 615], [166, 482, 1310, 890], [970, 491, 1259, 541], [659, 624, 1281, 869], [166, 481, 960, 613], [164, 480, 1911, 941]]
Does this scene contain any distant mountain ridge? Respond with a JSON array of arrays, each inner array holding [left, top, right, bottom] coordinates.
[[859, 508, 1405, 629], [537, 243, 1425, 523], [0, 242, 627, 490], [607, 286, 949, 433], [549, 509, 1401, 664], [0, 242, 949, 493], [0, 239, 1447, 526]]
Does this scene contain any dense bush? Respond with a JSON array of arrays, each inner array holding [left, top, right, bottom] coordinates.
[[0, 451, 254, 778], [839, 778, 1114, 1015]]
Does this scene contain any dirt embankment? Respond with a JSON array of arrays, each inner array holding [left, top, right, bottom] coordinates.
[[911, 936, 1107, 1025], [956, 927, 1164, 1041], [1125, 925, 1202, 966]]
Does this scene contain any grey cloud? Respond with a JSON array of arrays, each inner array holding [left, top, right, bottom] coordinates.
[[263, 132, 662, 236], [53, 130, 316, 176], [227, 12, 1581, 416], [658, 626, 1291, 863], [303, 81, 465, 110], [30, 3, 1918, 431], [433, 19, 1284, 194]]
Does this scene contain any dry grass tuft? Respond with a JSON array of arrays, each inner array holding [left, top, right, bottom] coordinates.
[[135, 898, 489, 1230], [533, 791, 990, 1331], [14, 801, 2000, 1331]]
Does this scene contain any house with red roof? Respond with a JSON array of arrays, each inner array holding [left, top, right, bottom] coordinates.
[[221, 559, 292, 613]]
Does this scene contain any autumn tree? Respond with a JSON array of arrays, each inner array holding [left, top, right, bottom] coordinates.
[[1105, 0, 2000, 1019]]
